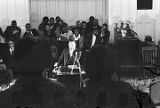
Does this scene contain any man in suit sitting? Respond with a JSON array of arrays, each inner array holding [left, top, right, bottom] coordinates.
[[23, 23, 33, 38], [1, 41, 15, 68], [4, 20, 21, 42]]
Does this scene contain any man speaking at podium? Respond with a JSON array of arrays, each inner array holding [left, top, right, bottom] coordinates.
[[57, 40, 81, 67]]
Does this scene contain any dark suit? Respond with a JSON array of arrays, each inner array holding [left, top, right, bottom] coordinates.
[[0, 44, 15, 67], [101, 30, 110, 44], [4, 26, 21, 42], [50, 25, 56, 39], [23, 30, 34, 38]]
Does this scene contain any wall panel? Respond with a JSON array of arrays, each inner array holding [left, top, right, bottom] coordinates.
[[30, 0, 108, 28]]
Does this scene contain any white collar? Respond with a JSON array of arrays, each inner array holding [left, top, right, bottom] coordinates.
[[73, 34, 80, 41], [26, 31, 33, 36]]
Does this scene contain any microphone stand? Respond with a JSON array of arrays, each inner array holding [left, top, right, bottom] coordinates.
[[70, 51, 83, 87], [77, 58, 82, 88], [71, 52, 77, 74]]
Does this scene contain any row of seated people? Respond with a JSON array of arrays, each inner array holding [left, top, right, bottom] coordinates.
[[0, 16, 110, 49], [0, 16, 111, 70], [0, 38, 155, 108]]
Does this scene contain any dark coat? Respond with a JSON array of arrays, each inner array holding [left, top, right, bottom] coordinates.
[[4, 26, 21, 42]]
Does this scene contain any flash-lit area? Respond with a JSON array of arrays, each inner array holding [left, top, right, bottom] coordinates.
[[0, 0, 160, 108]]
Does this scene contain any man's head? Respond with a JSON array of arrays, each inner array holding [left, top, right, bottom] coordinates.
[[73, 27, 79, 37], [59, 20, 64, 26], [76, 20, 82, 28], [145, 35, 152, 42], [56, 16, 61, 23], [82, 21, 87, 29], [89, 16, 94, 22], [50, 17, 54, 25], [61, 23, 68, 33], [86, 45, 114, 83], [25, 23, 31, 31], [11, 20, 17, 28], [42, 16, 49, 24], [8, 41, 14, 48], [102, 23, 108, 30]]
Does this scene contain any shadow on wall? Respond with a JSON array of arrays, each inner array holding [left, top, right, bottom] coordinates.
[[30, 12, 39, 29]]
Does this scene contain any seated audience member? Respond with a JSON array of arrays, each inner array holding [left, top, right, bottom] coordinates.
[[41, 24, 51, 44], [77, 21, 91, 67], [90, 29, 101, 48], [55, 20, 64, 37], [87, 16, 95, 30], [73, 20, 82, 33], [32, 28, 39, 36], [81, 21, 93, 50], [49, 17, 58, 47], [54, 16, 61, 29], [80, 21, 87, 37], [72, 27, 84, 50], [2, 41, 15, 68], [4, 20, 21, 42], [142, 35, 155, 47], [93, 19, 101, 32], [49, 17, 56, 39], [90, 19, 102, 47], [0, 38, 73, 108], [23, 23, 33, 38], [57, 41, 80, 66], [56, 23, 73, 41], [100, 23, 110, 44], [44, 24, 51, 38], [30, 28, 43, 42], [0, 27, 5, 43], [85, 45, 154, 108], [38, 16, 49, 36]]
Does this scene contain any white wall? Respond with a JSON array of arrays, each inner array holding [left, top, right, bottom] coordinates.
[[0, 0, 29, 37], [30, 0, 108, 29], [108, 0, 160, 44], [1, 0, 159, 44]]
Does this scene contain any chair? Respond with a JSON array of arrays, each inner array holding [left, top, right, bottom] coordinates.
[[142, 46, 159, 78]]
